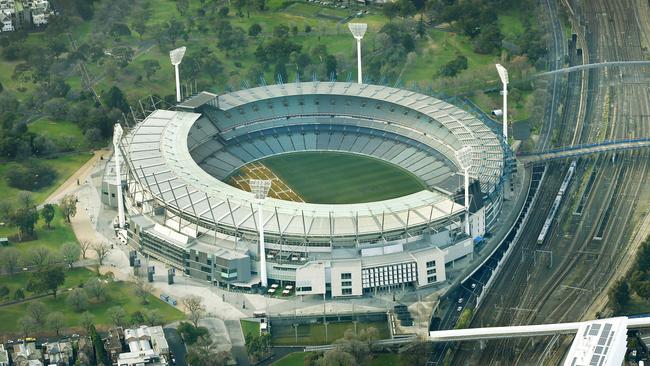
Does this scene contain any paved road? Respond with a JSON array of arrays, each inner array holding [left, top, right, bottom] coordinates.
[[225, 319, 250, 366], [163, 327, 187, 366]]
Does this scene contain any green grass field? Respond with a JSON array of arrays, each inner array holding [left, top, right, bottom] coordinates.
[[0, 268, 185, 335], [241, 319, 261, 338], [28, 118, 86, 149], [0, 153, 92, 205], [271, 320, 390, 346], [0, 205, 78, 256], [251, 152, 427, 204]]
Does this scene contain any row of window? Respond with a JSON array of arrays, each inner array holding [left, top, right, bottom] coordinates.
[[361, 262, 417, 288]]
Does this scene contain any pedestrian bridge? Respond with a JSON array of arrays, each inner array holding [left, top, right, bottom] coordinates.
[[517, 137, 650, 164], [429, 316, 650, 366]]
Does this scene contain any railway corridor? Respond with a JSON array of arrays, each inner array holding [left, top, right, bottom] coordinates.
[[451, 0, 650, 364]]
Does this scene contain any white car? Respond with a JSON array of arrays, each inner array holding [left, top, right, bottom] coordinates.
[[458, 298, 464, 304], [457, 306, 463, 312]]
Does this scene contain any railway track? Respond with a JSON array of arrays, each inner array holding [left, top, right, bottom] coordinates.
[[450, 0, 650, 364]]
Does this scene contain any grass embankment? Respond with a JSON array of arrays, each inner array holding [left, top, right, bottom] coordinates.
[[0, 153, 92, 206], [238, 152, 427, 204], [271, 320, 390, 346], [0, 268, 184, 335], [241, 319, 261, 338]]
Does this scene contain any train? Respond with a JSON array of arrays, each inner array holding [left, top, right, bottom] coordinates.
[[537, 160, 577, 244]]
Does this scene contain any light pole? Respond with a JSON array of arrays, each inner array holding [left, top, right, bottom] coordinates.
[[250, 179, 271, 288], [495, 64, 509, 141], [348, 23, 367, 84], [113, 123, 125, 229], [169, 46, 187, 103], [455, 146, 473, 236]]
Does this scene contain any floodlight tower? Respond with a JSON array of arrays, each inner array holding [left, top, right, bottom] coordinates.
[[113, 123, 125, 229], [455, 146, 473, 236], [169, 46, 187, 103], [348, 23, 367, 84], [495, 64, 509, 141], [250, 179, 272, 288]]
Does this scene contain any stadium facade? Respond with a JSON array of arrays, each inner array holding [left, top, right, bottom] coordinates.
[[102, 82, 506, 297]]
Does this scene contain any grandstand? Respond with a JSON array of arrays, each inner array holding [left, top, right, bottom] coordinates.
[[107, 82, 507, 297]]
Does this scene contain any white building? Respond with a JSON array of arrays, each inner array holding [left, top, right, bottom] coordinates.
[[0, 11, 13, 31], [118, 326, 169, 366], [0, 345, 9, 366], [12, 343, 43, 366]]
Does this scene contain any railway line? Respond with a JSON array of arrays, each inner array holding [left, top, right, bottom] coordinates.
[[449, 0, 650, 364]]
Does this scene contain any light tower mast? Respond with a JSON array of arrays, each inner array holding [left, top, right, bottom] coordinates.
[[455, 146, 473, 236], [495, 64, 509, 141], [348, 23, 368, 84], [250, 179, 272, 288], [113, 123, 125, 229], [169, 47, 187, 103]]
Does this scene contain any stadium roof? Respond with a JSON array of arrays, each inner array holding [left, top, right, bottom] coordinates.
[[122, 82, 505, 240]]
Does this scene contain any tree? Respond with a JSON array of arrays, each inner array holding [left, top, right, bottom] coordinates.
[[60, 242, 80, 269], [10, 207, 39, 240], [133, 19, 147, 40], [144, 309, 163, 326], [18, 315, 36, 338], [176, 0, 189, 15], [0, 285, 9, 299], [1, 247, 21, 274], [27, 301, 47, 325], [325, 55, 337, 79], [161, 18, 187, 47], [186, 335, 231, 366], [92, 241, 111, 266], [79, 240, 92, 259], [400, 339, 431, 366], [29, 266, 66, 298], [133, 278, 153, 304], [382, 2, 399, 21], [248, 23, 262, 36], [143, 60, 161, 80], [183, 295, 205, 327], [177, 322, 209, 345], [14, 289, 25, 301], [28, 246, 50, 267], [67, 288, 89, 311], [108, 306, 128, 327], [609, 279, 630, 314], [85, 277, 108, 302], [274, 61, 288, 83], [41, 204, 55, 229], [47, 311, 65, 336], [318, 349, 357, 366], [59, 194, 77, 223], [80, 311, 95, 334], [439, 55, 468, 77], [103, 86, 129, 113]]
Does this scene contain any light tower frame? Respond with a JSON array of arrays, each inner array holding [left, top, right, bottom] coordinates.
[[495, 64, 509, 141], [348, 23, 367, 84], [113, 123, 125, 229], [250, 179, 272, 288], [170, 46, 187, 103], [455, 146, 473, 236]]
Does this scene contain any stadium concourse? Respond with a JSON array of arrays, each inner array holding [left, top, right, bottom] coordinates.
[[102, 82, 507, 298]]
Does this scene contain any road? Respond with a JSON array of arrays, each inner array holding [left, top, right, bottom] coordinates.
[[450, 0, 650, 364]]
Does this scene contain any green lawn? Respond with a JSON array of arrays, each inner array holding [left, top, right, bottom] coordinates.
[[271, 320, 390, 346], [272, 352, 317, 366], [0, 267, 91, 302], [241, 319, 261, 338], [0, 270, 185, 335], [0, 153, 92, 206], [28, 118, 86, 149], [0, 205, 78, 256], [232, 152, 427, 204]]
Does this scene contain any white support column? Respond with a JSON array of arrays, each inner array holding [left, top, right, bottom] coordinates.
[[502, 83, 508, 140], [464, 167, 470, 235], [174, 64, 181, 103], [113, 124, 125, 229], [356, 39, 362, 84], [495, 64, 509, 141], [258, 202, 267, 288]]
